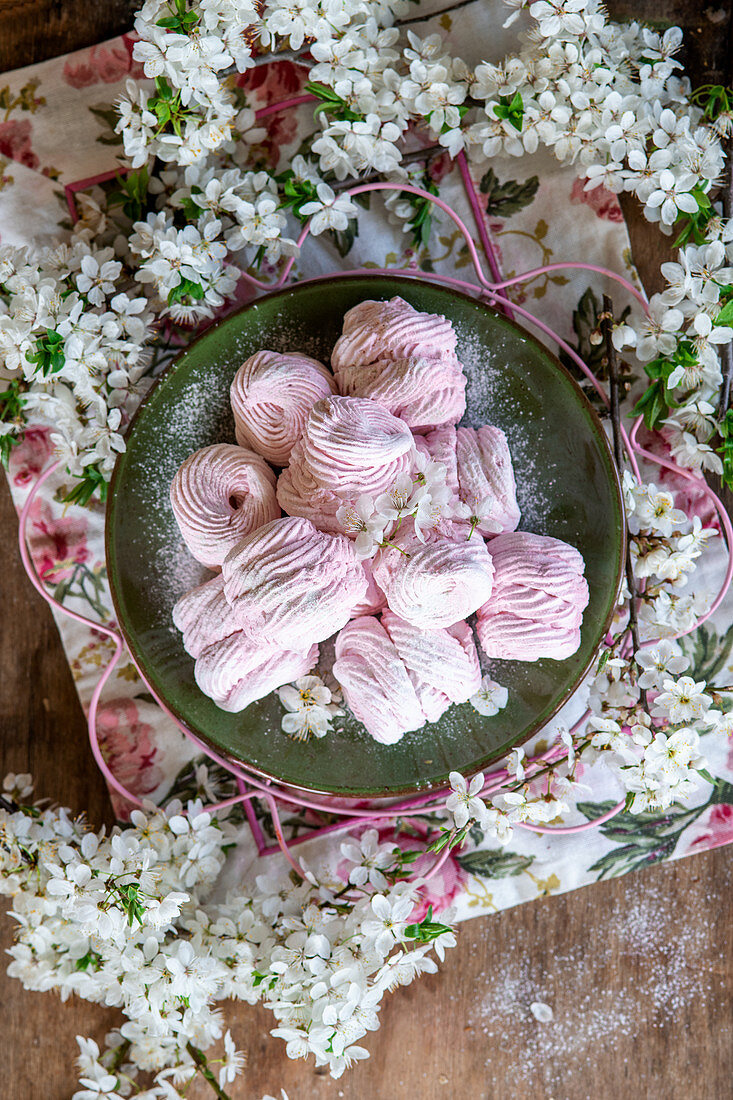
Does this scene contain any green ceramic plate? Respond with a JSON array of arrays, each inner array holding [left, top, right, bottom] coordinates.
[[106, 274, 624, 798]]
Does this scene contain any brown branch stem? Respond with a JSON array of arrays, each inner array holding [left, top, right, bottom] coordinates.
[[717, 132, 733, 420], [601, 295, 648, 702], [186, 1042, 232, 1100], [330, 143, 443, 193], [396, 0, 481, 26]]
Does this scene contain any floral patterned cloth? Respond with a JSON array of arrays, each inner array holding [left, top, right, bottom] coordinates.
[[3, 7, 733, 923]]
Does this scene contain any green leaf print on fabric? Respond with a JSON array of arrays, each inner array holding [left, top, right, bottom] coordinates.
[[680, 623, 733, 685], [457, 848, 535, 878], [479, 167, 539, 218]]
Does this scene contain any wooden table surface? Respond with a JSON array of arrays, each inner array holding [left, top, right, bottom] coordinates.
[[1, 2, 732, 1098]]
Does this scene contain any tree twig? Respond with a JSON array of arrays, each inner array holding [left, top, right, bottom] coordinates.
[[601, 295, 647, 698], [186, 1042, 232, 1100], [331, 143, 443, 193], [396, 0, 482, 27], [249, 46, 311, 68], [230, 0, 483, 74], [717, 132, 733, 419]]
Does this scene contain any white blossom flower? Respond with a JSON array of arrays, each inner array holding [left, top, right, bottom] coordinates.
[[635, 641, 689, 690], [652, 676, 712, 722], [445, 771, 488, 829], [469, 676, 509, 717], [374, 473, 425, 523], [361, 891, 415, 957], [336, 495, 386, 559], [299, 183, 358, 235], [340, 829, 395, 891]]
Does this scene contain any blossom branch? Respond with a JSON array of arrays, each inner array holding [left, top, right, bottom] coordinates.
[[717, 134, 733, 419], [330, 144, 444, 194], [396, 0, 482, 27], [186, 1042, 232, 1100], [602, 295, 645, 678]]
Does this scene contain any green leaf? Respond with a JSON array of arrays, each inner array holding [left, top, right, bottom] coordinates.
[[576, 799, 619, 822], [0, 381, 27, 467], [632, 378, 671, 431], [329, 216, 358, 258], [304, 81, 365, 123], [679, 622, 733, 683], [404, 904, 454, 943], [457, 848, 534, 878], [709, 778, 733, 805], [479, 168, 539, 218], [167, 277, 206, 306], [62, 462, 109, 507], [714, 298, 733, 326], [493, 91, 524, 131]]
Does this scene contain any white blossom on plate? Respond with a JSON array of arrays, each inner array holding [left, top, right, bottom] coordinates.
[[469, 676, 509, 717]]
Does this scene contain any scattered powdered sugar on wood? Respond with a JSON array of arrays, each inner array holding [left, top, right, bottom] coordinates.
[[472, 876, 727, 1095]]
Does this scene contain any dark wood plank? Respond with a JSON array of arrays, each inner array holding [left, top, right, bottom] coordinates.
[[0, 476, 113, 826], [0, 0, 138, 70]]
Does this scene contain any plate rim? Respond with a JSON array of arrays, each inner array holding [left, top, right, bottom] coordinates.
[[105, 272, 626, 798]]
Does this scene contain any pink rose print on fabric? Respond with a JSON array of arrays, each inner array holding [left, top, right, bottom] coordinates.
[[570, 177, 623, 223], [62, 35, 145, 88], [236, 60, 310, 105], [96, 698, 163, 821], [259, 110, 299, 169], [408, 846, 468, 921], [678, 803, 733, 857], [7, 426, 54, 489], [0, 119, 39, 170], [26, 497, 89, 582]]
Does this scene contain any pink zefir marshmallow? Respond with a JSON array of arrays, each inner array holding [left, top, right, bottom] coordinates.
[[195, 633, 319, 713], [350, 560, 387, 617], [331, 297, 458, 371], [474, 613, 581, 662], [334, 353, 466, 432], [221, 516, 368, 652], [230, 350, 337, 467], [170, 443, 279, 569], [371, 523, 494, 629], [455, 425, 520, 536], [172, 573, 240, 659], [332, 617, 425, 744], [381, 611, 482, 707], [277, 395, 413, 535], [476, 531, 589, 661], [485, 531, 589, 603]]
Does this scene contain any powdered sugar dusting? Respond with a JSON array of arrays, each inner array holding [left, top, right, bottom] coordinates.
[[473, 874, 728, 1094]]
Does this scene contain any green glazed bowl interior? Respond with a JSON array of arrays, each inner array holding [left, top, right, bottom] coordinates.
[[106, 275, 624, 797]]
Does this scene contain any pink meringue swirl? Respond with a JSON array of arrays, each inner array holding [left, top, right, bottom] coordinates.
[[371, 525, 495, 629], [334, 353, 466, 432], [331, 297, 458, 371], [172, 573, 240, 659], [277, 396, 413, 534], [170, 443, 279, 569], [455, 425, 521, 535], [221, 516, 368, 651], [476, 531, 589, 661], [230, 350, 336, 467], [195, 633, 319, 713], [350, 560, 387, 618], [333, 617, 425, 744], [382, 611, 482, 706]]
